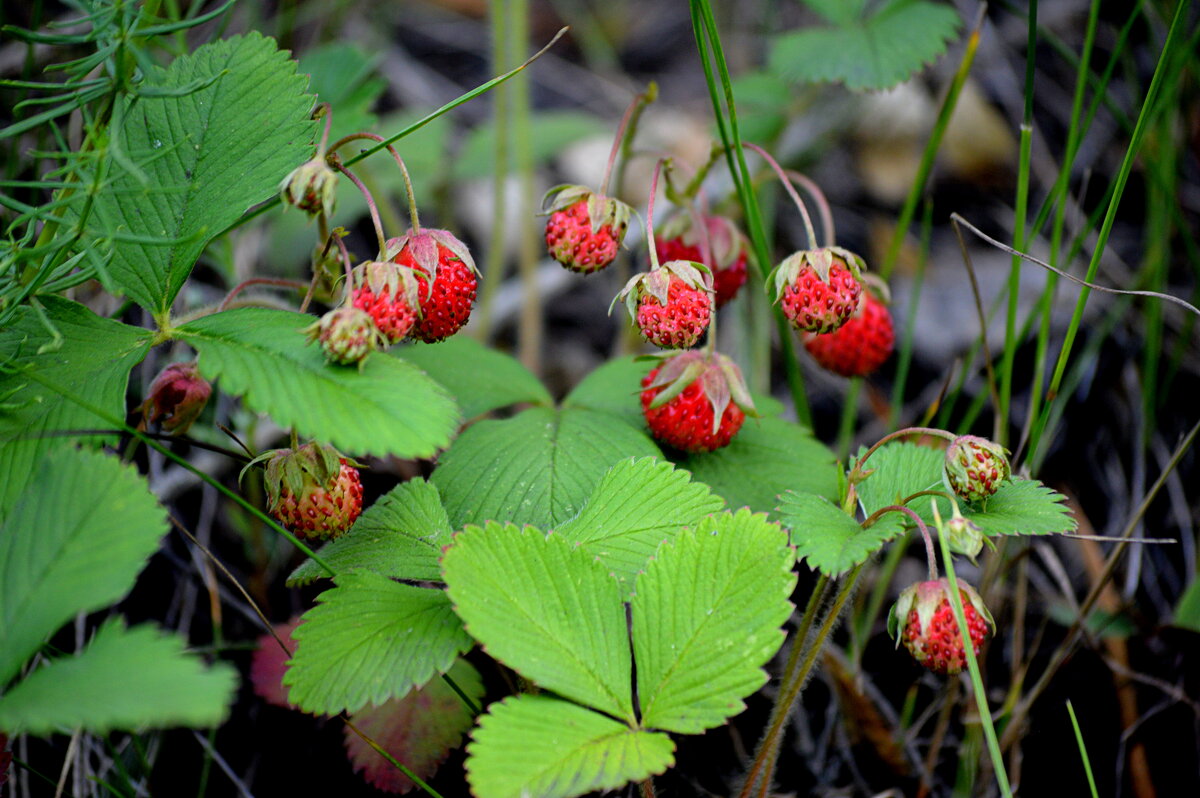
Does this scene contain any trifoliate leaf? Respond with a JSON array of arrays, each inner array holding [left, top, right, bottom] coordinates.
[[0, 447, 167, 685], [288, 478, 452, 587], [0, 619, 235, 735], [432, 406, 660, 530], [345, 659, 484, 794], [633, 510, 795, 733], [853, 440, 945, 518], [466, 694, 674, 798], [442, 523, 634, 723], [557, 458, 724, 595], [284, 570, 471, 715], [179, 308, 459, 459], [679, 417, 840, 515], [769, 0, 961, 91], [0, 297, 152, 515], [398, 336, 552, 419], [778, 491, 905, 576]]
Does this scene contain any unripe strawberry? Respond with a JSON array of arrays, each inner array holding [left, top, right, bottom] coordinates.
[[943, 435, 1011, 504], [245, 442, 363, 540], [773, 246, 866, 334], [945, 504, 985, 561], [542, 185, 632, 274], [656, 213, 749, 307], [614, 259, 713, 349], [888, 578, 994, 675], [640, 351, 757, 453], [384, 229, 479, 343], [143, 361, 211, 434], [279, 157, 338, 218], [352, 260, 420, 343], [803, 287, 894, 377], [305, 306, 387, 366]]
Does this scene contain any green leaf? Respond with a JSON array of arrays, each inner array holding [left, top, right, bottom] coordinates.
[[0, 447, 167, 685], [442, 523, 634, 722], [769, 0, 961, 91], [345, 658, 483, 793], [284, 570, 471, 715], [288, 478, 451, 587], [397, 336, 552, 419], [778, 491, 905, 576], [432, 406, 661, 530], [178, 308, 458, 459], [728, 71, 790, 144], [298, 42, 383, 145], [853, 441, 945, 519], [0, 297, 152, 515], [0, 619, 236, 735], [454, 111, 603, 178], [1174, 575, 1200, 633], [466, 694, 674, 798], [85, 32, 316, 313], [679, 417, 840, 516], [802, 0, 867, 25], [632, 510, 795, 733], [562, 355, 651, 427], [954, 477, 1077, 537], [557, 458, 724, 594]]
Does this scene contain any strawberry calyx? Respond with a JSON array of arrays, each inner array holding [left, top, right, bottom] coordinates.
[[279, 156, 338, 218], [540, 183, 633, 236], [613, 258, 713, 319], [658, 212, 748, 273], [771, 245, 867, 300], [642, 350, 757, 436], [383, 229, 478, 296]]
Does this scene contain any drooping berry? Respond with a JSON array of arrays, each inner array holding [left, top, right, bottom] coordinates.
[[279, 157, 338, 218], [385, 229, 479, 343], [656, 213, 749, 307], [943, 435, 1011, 504], [803, 288, 894, 377], [542, 185, 632, 274], [888, 578, 994, 675], [305, 306, 387, 366], [640, 351, 757, 453], [352, 260, 420, 343], [143, 361, 211, 434], [614, 259, 713, 349], [245, 442, 363, 540], [773, 246, 866, 334]]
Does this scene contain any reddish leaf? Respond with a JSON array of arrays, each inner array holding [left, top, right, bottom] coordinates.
[[249, 617, 302, 709], [344, 659, 483, 794]]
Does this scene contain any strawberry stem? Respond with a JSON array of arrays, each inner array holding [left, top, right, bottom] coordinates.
[[852, 426, 957, 478], [645, 158, 670, 272], [217, 277, 310, 313], [333, 232, 356, 307], [330, 132, 423, 234], [329, 155, 388, 257], [785, 169, 834, 247], [600, 84, 657, 197], [870, 504, 939, 581], [742, 142, 819, 250], [313, 102, 333, 156]]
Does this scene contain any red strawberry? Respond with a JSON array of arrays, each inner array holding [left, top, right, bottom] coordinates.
[[542, 185, 632, 274], [245, 442, 363, 540], [656, 213, 749, 307], [385, 229, 479, 343], [352, 260, 421, 343], [888, 578, 994, 675], [615, 260, 713, 349], [305, 306, 387, 366], [803, 288, 894, 377], [773, 246, 866, 334], [143, 361, 211, 435], [943, 435, 1011, 504], [640, 351, 756, 453]]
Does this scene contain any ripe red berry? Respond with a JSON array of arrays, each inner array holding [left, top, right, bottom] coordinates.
[[385, 230, 479, 343], [803, 290, 894, 377], [615, 259, 713, 350], [889, 579, 994, 675], [352, 261, 419, 343], [542, 185, 632, 274], [656, 214, 749, 307], [143, 361, 211, 435], [773, 246, 867, 334], [639, 351, 756, 453], [249, 442, 363, 540], [943, 435, 1011, 504]]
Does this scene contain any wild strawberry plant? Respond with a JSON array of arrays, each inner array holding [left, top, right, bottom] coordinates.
[[12, 1, 1188, 796]]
